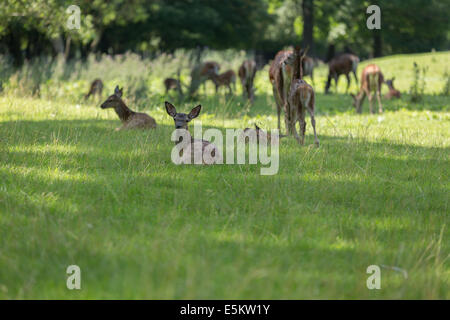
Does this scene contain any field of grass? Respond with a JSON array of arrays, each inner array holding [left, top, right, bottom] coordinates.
[[0, 51, 449, 299]]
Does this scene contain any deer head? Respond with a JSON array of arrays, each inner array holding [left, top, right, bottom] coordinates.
[[350, 93, 363, 112], [284, 46, 308, 66], [101, 85, 124, 109], [385, 77, 395, 88], [165, 101, 201, 130]]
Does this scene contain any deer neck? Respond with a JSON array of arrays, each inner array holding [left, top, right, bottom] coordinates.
[[292, 53, 302, 81], [114, 100, 135, 122], [175, 128, 194, 145]]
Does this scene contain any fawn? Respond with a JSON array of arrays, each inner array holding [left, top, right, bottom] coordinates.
[[238, 60, 257, 102], [351, 64, 384, 114], [165, 101, 221, 165], [241, 124, 286, 144], [85, 79, 103, 100], [100, 86, 157, 130], [325, 53, 359, 94], [287, 46, 319, 146], [385, 77, 401, 99], [211, 70, 236, 94]]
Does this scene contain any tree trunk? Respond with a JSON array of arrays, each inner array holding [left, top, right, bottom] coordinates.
[[302, 0, 314, 54], [373, 31, 382, 57]]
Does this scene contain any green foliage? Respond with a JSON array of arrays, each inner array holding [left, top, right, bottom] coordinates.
[[409, 62, 428, 103]]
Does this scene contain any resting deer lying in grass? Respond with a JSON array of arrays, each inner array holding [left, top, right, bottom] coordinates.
[[351, 64, 384, 114], [85, 78, 103, 100], [238, 60, 257, 102], [101, 86, 157, 131], [384, 77, 401, 99], [241, 124, 286, 144], [325, 53, 359, 94], [286, 46, 319, 146], [211, 70, 236, 94], [165, 101, 221, 165]]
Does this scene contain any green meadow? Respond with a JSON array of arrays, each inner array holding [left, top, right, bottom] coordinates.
[[0, 51, 448, 299]]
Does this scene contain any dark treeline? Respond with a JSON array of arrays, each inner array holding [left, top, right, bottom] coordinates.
[[1, 0, 449, 66]]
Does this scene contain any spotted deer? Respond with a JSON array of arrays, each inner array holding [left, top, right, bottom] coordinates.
[[325, 53, 359, 94], [84, 78, 103, 100], [351, 64, 384, 114], [287, 46, 319, 146], [238, 60, 257, 102], [384, 77, 401, 99], [100, 86, 157, 130], [165, 101, 222, 165], [211, 70, 236, 94]]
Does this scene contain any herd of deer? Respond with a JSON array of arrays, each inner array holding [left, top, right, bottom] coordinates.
[[83, 46, 402, 156]]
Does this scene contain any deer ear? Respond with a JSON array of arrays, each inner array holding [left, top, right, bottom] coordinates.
[[114, 85, 120, 95], [255, 124, 261, 130], [118, 87, 123, 97], [165, 101, 177, 117], [188, 105, 201, 120]]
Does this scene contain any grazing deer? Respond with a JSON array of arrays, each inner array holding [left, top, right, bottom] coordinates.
[[84, 78, 103, 100], [164, 78, 183, 94], [325, 53, 359, 94], [188, 61, 221, 96], [100, 86, 157, 130], [211, 70, 236, 94], [384, 77, 401, 99], [287, 46, 319, 146], [350, 64, 384, 114], [165, 101, 221, 165], [241, 124, 286, 144], [238, 60, 257, 102]]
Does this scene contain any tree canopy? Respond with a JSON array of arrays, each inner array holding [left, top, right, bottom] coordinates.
[[0, 0, 448, 65]]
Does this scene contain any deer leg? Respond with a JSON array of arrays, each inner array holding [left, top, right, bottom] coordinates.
[[368, 93, 374, 114], [273, 86, 282, 131], [346, 74, 351, 93], [307, 105, 319, 147], [353, 70, 358, 85], [334, 74, 339, 93], [376, 90, 383, 113], [299, 108, 306, 145]]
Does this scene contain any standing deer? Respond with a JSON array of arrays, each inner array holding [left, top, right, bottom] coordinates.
[[84, 78, 103, 100], [165, 101, 221, 165], [238, 60, 257, 102], [350, 64, 384, 114], [325, 53, 359, 94], [100, 86, 157, 130], [384, 77, 401, 99], [211, 70, 236, 94], [269, 49, 295, 134], [287, 46, 319, 146]]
